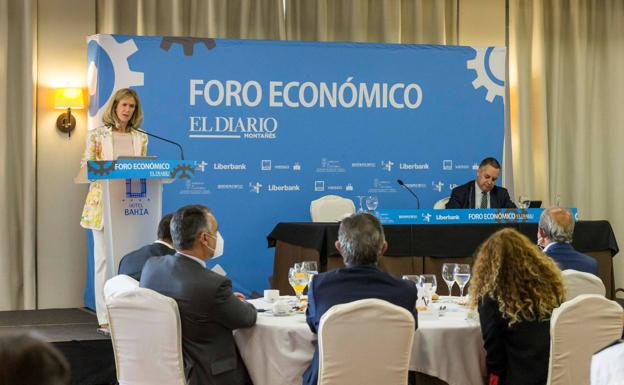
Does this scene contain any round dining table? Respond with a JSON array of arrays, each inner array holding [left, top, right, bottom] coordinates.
[[234, 296, 486, 385]]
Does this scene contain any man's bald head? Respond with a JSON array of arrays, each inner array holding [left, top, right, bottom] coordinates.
[[538, 207, 575, 244]]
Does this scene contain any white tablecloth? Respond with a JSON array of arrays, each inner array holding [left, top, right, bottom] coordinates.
[[234, 297, 485, 385]]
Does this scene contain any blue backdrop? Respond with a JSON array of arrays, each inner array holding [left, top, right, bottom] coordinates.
[[86, 34, 506, 298]]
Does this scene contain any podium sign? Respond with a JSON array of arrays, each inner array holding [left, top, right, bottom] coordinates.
[[87, 159, 194, 180], [87, 159, 194, 278], [377, 208, 579, 225]]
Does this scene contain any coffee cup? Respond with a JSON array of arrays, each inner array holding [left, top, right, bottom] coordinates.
[[264, 289, 279, 302]]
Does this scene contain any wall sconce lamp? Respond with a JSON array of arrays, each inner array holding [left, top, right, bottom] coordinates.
[[54, 87, 84, 137]]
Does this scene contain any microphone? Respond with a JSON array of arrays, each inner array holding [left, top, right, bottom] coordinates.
[[132, 127, 185, 160], [397, 179, 421, 209]]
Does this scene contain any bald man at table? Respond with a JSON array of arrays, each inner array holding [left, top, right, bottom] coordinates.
[[302, 213, 418, 385]]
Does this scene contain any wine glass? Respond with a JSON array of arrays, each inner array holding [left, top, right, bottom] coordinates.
[[402, 275, 419, 286], [418, 274, 437, 295], [441, 263, 457, 296], [288, 266, 308, 300], [355, 196, 365, 213], [301, 261, 318, 283], [365, 195, 379, 213], [453, 264, 471, 299], [418, 274, 437, 304]]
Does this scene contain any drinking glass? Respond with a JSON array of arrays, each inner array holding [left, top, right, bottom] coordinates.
[[418, 274, 437, 304], [355, 196, 365, 213], [453, 264, 471, 299], [441, 263, 457, 296], [418, 274, 437, 295], [402, 275, 419, 285], [365, 195, 379, 213], [288, 266, 308, 299], [301, 261, 319, 283]]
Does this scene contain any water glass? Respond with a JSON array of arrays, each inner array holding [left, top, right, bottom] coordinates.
[[453, 264, 471, 299], [441, 263, 457, 296], [355, 196, 365, 213], [418, 274, 437, 304], [365, 195, 379, 212], [402, 275, 419, 285], [301, 261, 319, 283]]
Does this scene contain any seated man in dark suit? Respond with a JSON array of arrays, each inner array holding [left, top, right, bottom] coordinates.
[[141, 205, 256, 385], [538, 206, 598, 275], [118, 213, 175, 280], [302, 213, 418, 385], [446, 157, 516, 209]]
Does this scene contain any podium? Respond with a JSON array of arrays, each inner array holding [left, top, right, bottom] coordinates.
[[78, 159, 195, 308]]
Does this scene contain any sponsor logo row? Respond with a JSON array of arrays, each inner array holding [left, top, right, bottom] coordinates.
[[195, 159, 479, 173], [209, 180, 461, 194]]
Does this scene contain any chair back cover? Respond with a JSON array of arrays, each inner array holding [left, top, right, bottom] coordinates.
[[318, 298, 415, 385], [433, 197, 450, 209], [547, 294, 623, 385], [105, 285, 185, 385], [591, 340, 624, 385], [310, 195, 356, 222], [103, 274, 139, 299], [562, 269, 606, 301]]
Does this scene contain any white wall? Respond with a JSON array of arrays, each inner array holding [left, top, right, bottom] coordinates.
[[36, 0, 95, 308]]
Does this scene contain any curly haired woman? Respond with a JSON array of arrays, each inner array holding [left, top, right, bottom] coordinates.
[[470, 228, 565, 385]]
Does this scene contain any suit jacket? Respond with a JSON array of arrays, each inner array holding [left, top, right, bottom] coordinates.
[[478, 296, 551, 385], [140, 254, 256, 385], [118, 242, 175, 281], [302, 265, 418, 385], [446, 180, 516, 209], [545, 242, 598, 275], [80, 125, 148, 230]]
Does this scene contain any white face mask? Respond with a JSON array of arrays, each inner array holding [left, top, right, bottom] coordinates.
[[208, 231, 224, 259]]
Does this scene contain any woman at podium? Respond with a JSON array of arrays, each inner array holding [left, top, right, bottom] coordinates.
[[79, 88, 148, 331]]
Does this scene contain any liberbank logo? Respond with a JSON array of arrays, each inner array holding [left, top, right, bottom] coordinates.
[[189, 116, 278, 140], [213, 162, 247, 171]]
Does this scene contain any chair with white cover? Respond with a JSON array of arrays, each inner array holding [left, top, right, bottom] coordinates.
[[105, 281, 185, 385], [310, 195, 356, 222], [562, 269, 606, 301], [317, 298, 415, 385], [547, 294, 624, 385], [103, 274, 139, 298], [433, 197, 450, 209], [591, 340, 624, 385]]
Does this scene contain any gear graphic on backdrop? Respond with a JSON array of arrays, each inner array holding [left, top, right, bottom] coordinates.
[[160, 37, 216, 56], [467, 47, 505, 103], [170, 164, 195, 179], [87, 161, 117, 176], [87, 35, 144, 128]]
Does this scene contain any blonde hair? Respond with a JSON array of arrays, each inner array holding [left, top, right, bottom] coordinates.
[[101, 88, 143, 130], [469, 228, 565, 325]]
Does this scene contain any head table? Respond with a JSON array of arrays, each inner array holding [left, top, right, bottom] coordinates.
[[234, 297, 486, 385]]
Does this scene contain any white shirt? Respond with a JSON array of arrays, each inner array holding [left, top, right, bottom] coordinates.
[[474, 181, 490, 209], [543, 242, 557, 252], [154, 239, 174, 250], [177, 251, 206, 268]]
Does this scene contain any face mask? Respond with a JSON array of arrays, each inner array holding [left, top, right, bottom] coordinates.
[[208, 231, 224, 259]]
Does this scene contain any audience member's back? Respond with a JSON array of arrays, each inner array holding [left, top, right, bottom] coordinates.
[[0, 333, 70, 385], [302, 213, 418, 385]]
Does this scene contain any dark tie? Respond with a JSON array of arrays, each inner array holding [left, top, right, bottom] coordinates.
[[480, 192, 488, 209]]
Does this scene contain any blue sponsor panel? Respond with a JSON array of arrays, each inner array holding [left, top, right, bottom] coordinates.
[[377, 208, 578, 225], [89, 35, 506, 296]]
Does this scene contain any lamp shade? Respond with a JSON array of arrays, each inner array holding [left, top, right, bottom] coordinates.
[[54, 87, 84, 109]]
